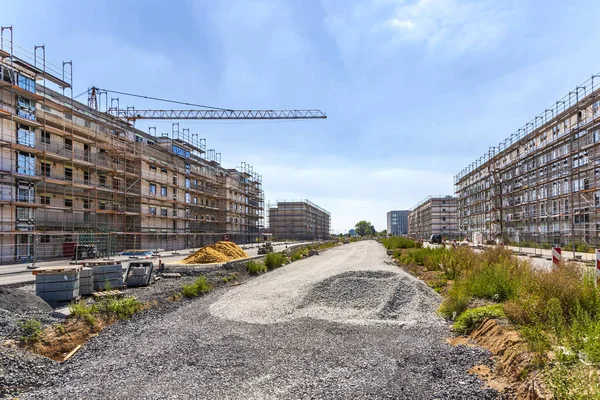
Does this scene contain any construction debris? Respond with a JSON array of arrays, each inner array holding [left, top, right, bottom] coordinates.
[[181, 242, 249, 264]]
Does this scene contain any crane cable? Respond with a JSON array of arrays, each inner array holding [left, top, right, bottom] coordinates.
[[91, 87, 232, 111]]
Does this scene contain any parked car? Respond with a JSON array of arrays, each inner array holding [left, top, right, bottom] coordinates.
[[71, 244, 98, 260], [429, 234, 443, 244]]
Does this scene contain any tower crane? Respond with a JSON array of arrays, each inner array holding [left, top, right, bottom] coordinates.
[[87, 87, 327, 123]]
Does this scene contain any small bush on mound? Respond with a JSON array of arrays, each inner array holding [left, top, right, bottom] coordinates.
[[19, 319, 43, 343], [452, 305, 505, 334], [246, 260, 267, 275], [290, 248, 307, 261], [182, 276, 212, 298], [265, 253, 287, 270]]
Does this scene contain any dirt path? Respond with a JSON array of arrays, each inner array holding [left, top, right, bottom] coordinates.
[[20, 241, 499, 399]]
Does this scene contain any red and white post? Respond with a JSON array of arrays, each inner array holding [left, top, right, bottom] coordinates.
[[595, 249, 600, 277], [552, 246, 562, 268]]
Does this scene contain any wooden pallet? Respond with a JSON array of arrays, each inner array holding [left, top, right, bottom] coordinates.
[[32, 265, 83, 275], [92, 290, 124, 298], [161, 273, 181, 278], [78, 260, 121, 267]]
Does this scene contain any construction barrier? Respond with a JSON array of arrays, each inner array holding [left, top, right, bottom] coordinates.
[[596, 249, 600, 276], [552, 247, 562, 267]]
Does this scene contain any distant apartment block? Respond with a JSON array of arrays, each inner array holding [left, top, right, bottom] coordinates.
[[454, 74, 600, 246], [387, 210, 409, 235], [268, 200, 330, 240], [408, 196, 458, 239]]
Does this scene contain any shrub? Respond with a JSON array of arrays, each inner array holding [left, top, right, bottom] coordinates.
[[19, 319, 43, 343], [246, 260, 267, 275], [69, 297, 142, 323], [69, 300, 97, 326], [265, 253, 287, 270], [290, 248, 308, 261], [182, 276, 212, 298], [382, 237, 417, 250], [452, 305, 505, 334], [222, 272, 239, 283]]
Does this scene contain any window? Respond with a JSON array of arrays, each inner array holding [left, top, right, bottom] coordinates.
[[442, 217, 446, 221], [17, 74, 35, 92], [64, 198, 73, 207], [41, 162, 51, 177], [41, 130, 51, 145], [173, 176, 178, 185], [83, 171, 90, 185], [41, 104, 50, 112], [64, 167, 73, 181], [64, 138, 72, 150], [16, 152, 35, 176], [17, 97, 35, 121], [99, 174, 106, 187], [161, 167, 167, 174], [17, 124, 35, 147], [99, 201, 107, 210], [161, 208, 168, 217], [185, 192, 191, 203], [83, 199, 90, 209], [149, 165, 157, 171], [193, 197, 197, 204], [149, 206, 157, 215], [161, 186, 167, 196], [40, 195, 51, 205], [185, 178, 190, 189], [113, 178, 120, 191], [135, 135, 143, 143], [149, 183, 156, 195]]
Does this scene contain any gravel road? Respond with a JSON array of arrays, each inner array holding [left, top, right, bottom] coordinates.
[[19, 241, 499, 399]]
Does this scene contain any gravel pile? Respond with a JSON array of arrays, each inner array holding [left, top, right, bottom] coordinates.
[[18, 241, 500, 399]]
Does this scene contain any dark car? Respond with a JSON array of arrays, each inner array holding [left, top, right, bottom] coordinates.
[[429, 234, 443, 244]]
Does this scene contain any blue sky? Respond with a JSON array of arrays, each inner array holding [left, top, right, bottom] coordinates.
[[4, 0, 600, 232]]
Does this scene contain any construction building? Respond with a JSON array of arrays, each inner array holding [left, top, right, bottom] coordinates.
[[387, 210, 409, 236], [268, 200, 330, 240], [0, 28, 265, 263], [408, 196, 458, 239], [454, 74, 600, 247]]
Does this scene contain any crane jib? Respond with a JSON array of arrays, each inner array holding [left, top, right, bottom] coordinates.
[[107, 109, 327, 121]]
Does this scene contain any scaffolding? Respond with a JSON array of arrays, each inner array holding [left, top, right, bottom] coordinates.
[[0, 28, 265, 264], [268, 199, 331, 241], [454, 73, 600, 249]]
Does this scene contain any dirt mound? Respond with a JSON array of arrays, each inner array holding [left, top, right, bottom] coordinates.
[[0, 287, 52, 313], [181, 241, 248, 264]]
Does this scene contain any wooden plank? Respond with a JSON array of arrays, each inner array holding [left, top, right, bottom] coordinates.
[[62, 344, 82, 363]]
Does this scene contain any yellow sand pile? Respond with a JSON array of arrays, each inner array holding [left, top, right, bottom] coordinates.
[[181, 241, 249, 264]]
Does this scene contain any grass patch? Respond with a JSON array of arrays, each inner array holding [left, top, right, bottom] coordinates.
[[452, 304, 505, 334], [382, 236, 420, 249], [290, 248, 308, 261], [69, 296, 143, 326], [221, 272, 239, 283], [246, 260, 267, 275], [182, 276, 212, 298], [265, 252, 287, 270], [18, 319, 43, 343]]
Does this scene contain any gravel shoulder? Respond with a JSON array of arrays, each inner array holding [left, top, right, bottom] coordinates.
[[17, 241, 499, 399]]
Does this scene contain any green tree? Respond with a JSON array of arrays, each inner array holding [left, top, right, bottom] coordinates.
[[380, 230, 387, 237], [355, 221, 375, 236]]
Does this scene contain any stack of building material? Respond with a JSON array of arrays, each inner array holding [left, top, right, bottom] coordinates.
[[124, 261, 155, 287], [92, 263, 124, 291], [33, 265, 82, 303], [79, 267, 94, 296]]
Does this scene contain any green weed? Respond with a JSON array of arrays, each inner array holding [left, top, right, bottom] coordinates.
[[452, 304, 505, 334], [246, 260, 267, 275], [265, 253, 287, 270], [182, 276, 212, 298], [18, 319, 43, 343]]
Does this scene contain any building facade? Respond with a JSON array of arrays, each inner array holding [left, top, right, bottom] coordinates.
[[0, 30, 263, 263], [408, 196, 458, 239], [268, 200, 330, 240], [454, 74, 600, 247], [387, 210, 409, 236]]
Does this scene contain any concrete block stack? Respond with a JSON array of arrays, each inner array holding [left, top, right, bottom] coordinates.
[[34, 266, 82, 303], [92, 264, 124, 291], [79, 267, 94, 296]]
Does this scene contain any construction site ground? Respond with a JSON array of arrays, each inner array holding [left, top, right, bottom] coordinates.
[[9, 241, 498, 399], [0, 242, 305, 286]]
